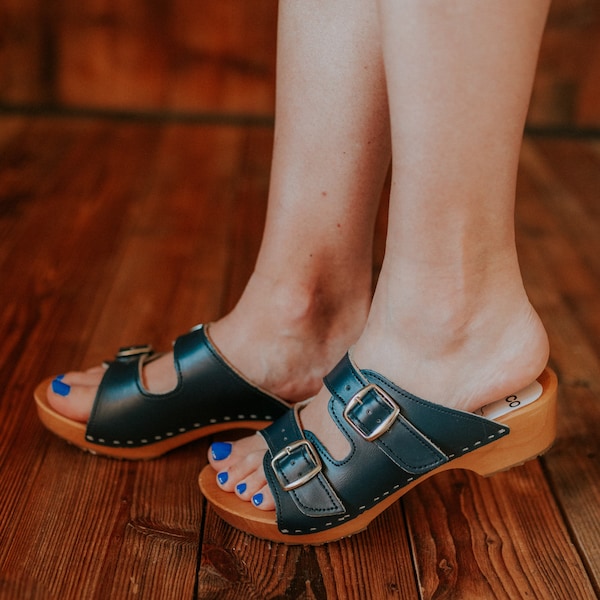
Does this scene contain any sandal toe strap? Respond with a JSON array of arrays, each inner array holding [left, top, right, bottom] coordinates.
[[86, 325, 289, 448], [261, 410, 345, 520]]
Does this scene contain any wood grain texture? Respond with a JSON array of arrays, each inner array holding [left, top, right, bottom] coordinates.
[[405, 466, 596, 599], [198, 502, 419, 599]]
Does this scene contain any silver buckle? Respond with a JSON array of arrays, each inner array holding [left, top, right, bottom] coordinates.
[[343, 383, 400, 442], [116, 345, 153, 359], [270, 439, 322, 492]]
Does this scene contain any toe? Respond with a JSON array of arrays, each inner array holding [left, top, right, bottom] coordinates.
[[210, 441, 232, 461], [234, 468, 268, 501], [208, 432, 267, 472], [61, 368, 105, 387], [46, 373, 98, 423], [251, 485, 275, 511]]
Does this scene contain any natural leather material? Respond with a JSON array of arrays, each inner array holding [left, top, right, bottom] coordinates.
[[85, 326, 289, 448], [260, 353, 510, 536]]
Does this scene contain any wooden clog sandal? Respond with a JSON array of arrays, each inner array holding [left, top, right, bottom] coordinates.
[[198, 353, 557, 545], [34, 325, 291, 459]]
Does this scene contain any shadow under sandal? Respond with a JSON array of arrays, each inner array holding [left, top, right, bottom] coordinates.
[[34, 325, 291, 459], [199, 353, 558, 545]]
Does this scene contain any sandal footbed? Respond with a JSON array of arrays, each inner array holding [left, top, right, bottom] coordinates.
[[198, 367, 557, 545]]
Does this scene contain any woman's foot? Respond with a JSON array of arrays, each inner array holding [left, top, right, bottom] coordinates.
[[207, 291, 550, 512], [47, 270, 372, 424]]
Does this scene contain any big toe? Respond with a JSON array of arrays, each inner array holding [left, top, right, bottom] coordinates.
[[46, 369, 104, 422]]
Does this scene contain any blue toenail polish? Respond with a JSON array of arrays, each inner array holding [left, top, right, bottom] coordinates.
[[52, 378, 71, 396], [211, 442, 232, 461], [252, 493, 263, 506], [236, 483, 247, 495], [56, 374, 65, 380], [217, 472, 228, 485]]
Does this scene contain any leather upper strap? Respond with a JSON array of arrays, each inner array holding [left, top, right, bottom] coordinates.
[[261, 408, 345, 518], [261, 353, 510, 536], [85, 325, 289, 447]]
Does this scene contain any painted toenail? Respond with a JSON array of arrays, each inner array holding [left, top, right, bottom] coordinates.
[[56, 374, 65, 380], [211, 442, 232, 461], [236, 483, 247, 495], [252, 493, 263, 506], [217, 472, 228, 485], [52, 378, 71, 396]]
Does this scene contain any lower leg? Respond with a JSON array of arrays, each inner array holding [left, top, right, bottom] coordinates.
[[352, 0, 551, 412], [212, 0, 551, 510], [48, 0, 389, 419], [210, 0, 390, 401]]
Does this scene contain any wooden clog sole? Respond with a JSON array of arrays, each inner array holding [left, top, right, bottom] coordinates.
[[198, 368, 558, 545]]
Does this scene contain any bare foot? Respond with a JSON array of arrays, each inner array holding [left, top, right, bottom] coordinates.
[[207, 300, 550, 512], [46, 272, 371, 424]]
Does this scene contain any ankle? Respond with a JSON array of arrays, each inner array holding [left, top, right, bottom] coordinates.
[[210, 271, 371, 402], [239, 267, 371, 335]]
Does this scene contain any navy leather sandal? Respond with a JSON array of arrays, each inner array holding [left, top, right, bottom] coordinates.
[[34, 325, 291, 459], [199, 353, 557, 545]]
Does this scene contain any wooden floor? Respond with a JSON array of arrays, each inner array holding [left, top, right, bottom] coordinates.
[[0, 111, 599, 599]]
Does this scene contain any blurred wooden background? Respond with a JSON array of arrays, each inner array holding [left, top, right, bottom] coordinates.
[[0, 2, 599, 599], [0, 0, 599, 128]]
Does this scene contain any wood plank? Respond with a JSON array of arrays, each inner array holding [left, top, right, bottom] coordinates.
[[52, 123, 246, 597], [401, 136, 600, 599], [98, 447, 208, 599], [0, 119, 162, 385], [72, 123, 245, 367], [0, 118, 183, 597], [515, 137, 600, 593], [0, 117, 26, 148], [406, 464, 597, 599], [198, 502, 419, 599], [517, 139, 600, 385], [312, 509, 419, 600], [546, 383, 600, 595]]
